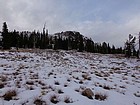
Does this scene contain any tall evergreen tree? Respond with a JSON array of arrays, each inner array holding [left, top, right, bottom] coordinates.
[[2, 22, 11, 49], [111, 45, 116, 54], [101, 42, 108, 54], [54, 36, 58, 50], [107, 43, 111, 54], [10, 30, 19, 49], [19, 32, 24, 48], [78, 35, 84, 52]]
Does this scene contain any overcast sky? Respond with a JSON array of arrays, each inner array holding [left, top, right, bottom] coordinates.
[[0, 0, 140, 47]]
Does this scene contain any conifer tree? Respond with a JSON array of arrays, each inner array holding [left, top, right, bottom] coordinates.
[[102, 42, 108, 54], [107, 43, 111, 54], [54, 36, 58, 50], [78, 35, 84, 52], [111, 45, 116, 54], [2, 22, 10, 49]]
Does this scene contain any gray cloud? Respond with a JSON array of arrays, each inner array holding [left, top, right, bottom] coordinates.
[[0, 0, 140, 47]]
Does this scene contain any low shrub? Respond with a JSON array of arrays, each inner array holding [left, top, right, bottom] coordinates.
[[54, 81, 60, 85], [64, 96, 73, 103], [95, 92, 108, 101], [0, 82, 4, 89], [50, 94, 59, 104], [3, 89, 17, 101], [57, 89, 64, 94], [34, 97, 46, 105]]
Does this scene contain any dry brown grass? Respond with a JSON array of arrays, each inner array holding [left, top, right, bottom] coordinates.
[[54, 81, 60, 85], [0, 82, 5, 89], [3, 89, 17, 101], [67, 78, 71, 82], [26, 80, 34, 85], [103, 84, 112, 90], [64, 83, 68, 87], [64, 96, 73, 103], [57, 88, 64, 94], [38, 81, 46, 86], [95, 92, 108, 101], [82, 73, 91, 80], [79, 80, 83, 84], [0, 75, 7, 82], [50, 94, 59, 104], [26, 85, 34, 90], [48, 72, 53, 77], [134, 91, 140, 97], [95, 72, 103, 77], [34, 97, 47, 105]]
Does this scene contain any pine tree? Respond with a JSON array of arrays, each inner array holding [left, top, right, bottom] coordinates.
[[11, 30, 19, 50], [2, 22, 11, 49], [63, 38, 68, 50], [19, 32, 24, 48], [101, 42, 108, 54], [54, 36, 58, 50], [78, 35, 84, 52], [111, 45, 116, 54], [85, 39, 94, 52], [0, 31, 2, 47], [107, 43, 111, 54]]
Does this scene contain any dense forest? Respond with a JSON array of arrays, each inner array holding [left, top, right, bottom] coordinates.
[[0, 22, 130, 55]]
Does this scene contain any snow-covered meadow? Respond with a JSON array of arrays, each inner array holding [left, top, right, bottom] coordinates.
[[0, 49, 140, 105]]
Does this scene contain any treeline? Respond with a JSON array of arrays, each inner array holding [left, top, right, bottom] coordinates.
[[0, 22, 124, 54]]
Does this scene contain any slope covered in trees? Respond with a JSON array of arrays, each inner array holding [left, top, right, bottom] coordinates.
[[0, 22, 124, 54]]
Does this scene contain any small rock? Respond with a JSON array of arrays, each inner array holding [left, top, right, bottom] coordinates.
[[82, 88, 94, 99]]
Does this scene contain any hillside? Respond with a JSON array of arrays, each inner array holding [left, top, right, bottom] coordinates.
[[54, 31, 89, 40], [0, 49, 140, 105]]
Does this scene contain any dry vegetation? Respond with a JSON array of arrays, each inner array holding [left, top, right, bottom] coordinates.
[[50, 94, 59, 104], [0, 50, 139, 105], [95, 92, 108, 101], [3, 89, 17, 101], [33, 97, 47, 105], [64, 96, 73, 103]]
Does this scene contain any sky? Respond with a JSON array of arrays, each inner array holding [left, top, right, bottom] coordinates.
[[0, 0, 140, 47]]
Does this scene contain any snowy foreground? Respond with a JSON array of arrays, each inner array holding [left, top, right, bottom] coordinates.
[[0, 49, 140, 105]]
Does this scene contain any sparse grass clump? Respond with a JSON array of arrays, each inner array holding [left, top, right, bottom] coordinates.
[[79, 80, 83, 84], [3, 89, 17, 101], [32, 73, 39, 79], [95, 72, 103, 77], [48, 72, 53, 77], [95, 92, 108, 101], [50, 94, 59, 104], [82, 74, 91, 80], [67, 78, 71, 82], [15, 80, 21, 88], [34, 97, 46, 105], [64, 83, 68, 87], [38, 81, 46, 86], [134, 91, 140, 97], [0, 82, 5, 89], [75, 88, 80, 92], [103, 85, 112, 90], [26, 80, 34, 85], [119, 85, 126, 89], [57, 89, 64, 94], [64, 96, 73, 103], [0, 75, 7, 82], [27, 86, 34, 90], [54, 81, 60, 85]]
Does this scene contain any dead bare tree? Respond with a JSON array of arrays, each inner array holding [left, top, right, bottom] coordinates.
[[124, 34, 136, 57]]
